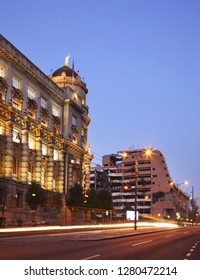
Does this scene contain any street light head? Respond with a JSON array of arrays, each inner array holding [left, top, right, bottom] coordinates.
[[122, 152, 128, 158], [145, 148, 152, 156]]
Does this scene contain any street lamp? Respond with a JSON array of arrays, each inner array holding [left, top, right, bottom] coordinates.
[[121, 148, 152, 230]]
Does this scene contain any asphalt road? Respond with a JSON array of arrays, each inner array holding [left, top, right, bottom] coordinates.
[[0, 226, 200, 260]]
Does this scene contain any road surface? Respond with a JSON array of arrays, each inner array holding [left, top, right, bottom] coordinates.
[[0, 226, 199, 260]]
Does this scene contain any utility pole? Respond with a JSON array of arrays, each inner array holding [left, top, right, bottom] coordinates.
[[191, 186, 194, 226], [134, 159, 138, 230]]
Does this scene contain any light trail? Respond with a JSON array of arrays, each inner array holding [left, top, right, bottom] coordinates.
[[0, 221, 178, 234]]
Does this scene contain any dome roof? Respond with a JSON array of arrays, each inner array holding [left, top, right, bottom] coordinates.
[[52, 66, 79, 78]]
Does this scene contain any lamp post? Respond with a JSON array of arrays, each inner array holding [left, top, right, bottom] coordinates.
[[121, 148, 152, 230], [191, 185, 194, 226]]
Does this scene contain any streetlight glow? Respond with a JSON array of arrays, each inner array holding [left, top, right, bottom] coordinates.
[[122, 152, 128, 158], [145, 148, 152, 156]]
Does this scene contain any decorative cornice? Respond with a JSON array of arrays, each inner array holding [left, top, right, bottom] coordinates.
[[0, 35, 64, 104]]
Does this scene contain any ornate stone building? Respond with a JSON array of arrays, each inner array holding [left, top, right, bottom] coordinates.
[[0, 35, 93, 226]]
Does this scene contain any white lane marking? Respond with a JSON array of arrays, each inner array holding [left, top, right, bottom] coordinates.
[[165, 235, 175, 238], [132, 240, 152, 247], [186, 253, 191, 257], [82, 254, 100, 260]]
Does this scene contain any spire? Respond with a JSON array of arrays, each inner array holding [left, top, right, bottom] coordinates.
[[64, 53, 70, 66]]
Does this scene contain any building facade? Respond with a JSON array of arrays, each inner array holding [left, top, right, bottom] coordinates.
[[91, 149, 189, 220], [0, 35, 93, 226]]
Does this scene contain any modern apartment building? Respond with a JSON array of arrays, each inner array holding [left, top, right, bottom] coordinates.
[[91, 149, 189, 220], [0, 35, 93, 226]]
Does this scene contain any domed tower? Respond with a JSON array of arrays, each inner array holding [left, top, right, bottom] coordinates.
[[50, 56, 93, 195]]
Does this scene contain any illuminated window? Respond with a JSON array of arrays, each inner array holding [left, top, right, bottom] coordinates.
[[41, 97, 47, 108], [0, 65, 5, 78], [28, 137, 35, 150], [12, 75, 20, 89], [42, 144, 47, 156], [13, 129, 21, 143], [27, 86, 36, 99], [53, 149, 59, 161], [82, 98, 85, 105]]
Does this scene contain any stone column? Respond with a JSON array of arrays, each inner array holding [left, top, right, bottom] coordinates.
[[47, 141, 54, 190], [4, 121, 13, 178], [35, 131, 42, 183], [57, 147, 65, 193], [84, 161, 91, 194], [20, 126, 28, 183], [68, 163, 73, 189]]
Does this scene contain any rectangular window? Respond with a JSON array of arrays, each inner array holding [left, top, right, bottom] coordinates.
[[42, 144, 47, 156], [72, 115, 77, 126], [0, 65, 5, 77], [27, 86, 36, 99], [41, 97, 47, 108], [13, 129, 21, 143], [28, 137, 35, 150], [12, 75, 20, 89], [52, 104, 59, 116], [53, 149, 59, 161]]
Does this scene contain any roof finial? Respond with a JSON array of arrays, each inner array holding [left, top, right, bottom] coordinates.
[[64, 53, 70, 66]]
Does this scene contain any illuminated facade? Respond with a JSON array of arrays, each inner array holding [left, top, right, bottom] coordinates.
[[93, 149, 189, 220], [0, 35, 92, 226]]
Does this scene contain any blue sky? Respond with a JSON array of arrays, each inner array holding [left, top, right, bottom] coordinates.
[[1, 0, 200, 197]]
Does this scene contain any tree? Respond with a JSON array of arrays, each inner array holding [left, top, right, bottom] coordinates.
[[189, 198, 199, 223], [98, 189, 113, 210], [86, 188, 101, 209], [25, 181, 47, 210], [66, 184, 84, 207]]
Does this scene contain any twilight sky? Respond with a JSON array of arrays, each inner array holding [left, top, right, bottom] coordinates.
[[1, 0, 200, 197]]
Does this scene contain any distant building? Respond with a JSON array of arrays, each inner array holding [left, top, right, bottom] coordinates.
[[91, 149, 189, 220], [90, 166, 107, 190], [0, 35, 92, 226]]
